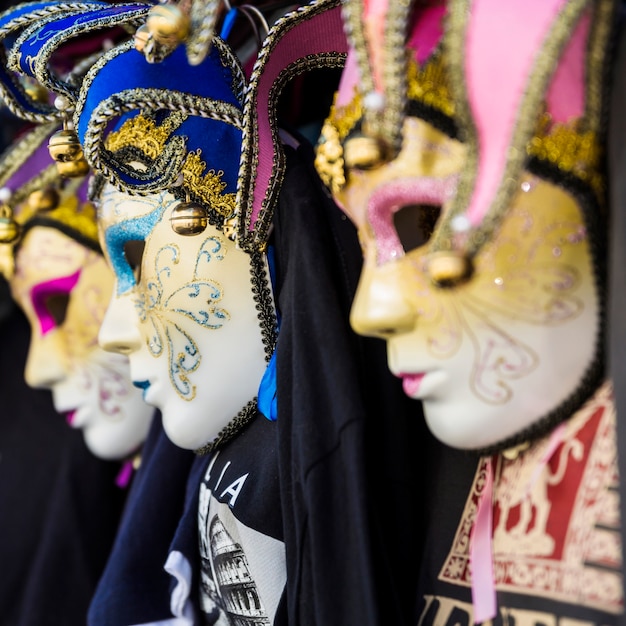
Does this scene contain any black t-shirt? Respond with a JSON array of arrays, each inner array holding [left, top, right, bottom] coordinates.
[[273, 143, 426, 626], [197, 412, 285, 625]]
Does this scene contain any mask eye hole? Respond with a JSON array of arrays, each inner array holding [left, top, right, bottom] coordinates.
[[44, 293, 70, 327], [393, 204, 441, 253], [124, 240, 145, 284]]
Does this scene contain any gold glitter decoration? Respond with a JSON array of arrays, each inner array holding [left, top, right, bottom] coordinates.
[[315, 120, 345, 195], [317, 42, 604, 199], [105, 113, 235, 217], [316, 52, 454, 193], [328, 91, 363, 141], [182, 150, 235, 217], [406, 54, 455, 118], [528, 114, 602, 194], [45, 194, 99, 245], [105, 113, 185, 160], [327, 52, 453, 143]]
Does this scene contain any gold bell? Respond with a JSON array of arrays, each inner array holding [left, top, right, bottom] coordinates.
[[0, 205, 19, 244], [56, 158, 90, 178], [222, 215, 237, 241], [170, 201, 208, 235], [343, 133, 388, 170], [27, 187, 60, 212], [146, 4, 190, 46], [425, 250, 473, 288], [48, 128, 90, 177], [134, 24, 151, 52]]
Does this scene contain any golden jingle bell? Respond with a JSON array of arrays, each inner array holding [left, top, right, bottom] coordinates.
[[134, 24, 151, 52], [343, 133, 388, 170], [170, 201, 208, 236], [56, 158, 90, 177], [146, 4, 190, 46], [27, 187, 60, 212], [0, 206, 19, 244], [425, 250, 473, 288], [48, 129, 89, 177]]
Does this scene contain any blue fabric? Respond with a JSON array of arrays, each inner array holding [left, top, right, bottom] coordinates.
[[0, 1, 105, 30], [87, 412, 197, 626], [164, 455, 209, 620], [220, 7, 239, 40], [0, 2, 107, 118], [257, 244, 279, 422], [258, 350, 278, 422], [76, 43, 243, 191], [14, 3, 151, 76]]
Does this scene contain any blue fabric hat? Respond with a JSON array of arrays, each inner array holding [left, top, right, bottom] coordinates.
[[6, 2, 153, 108], [0, 1, 111, 122], [74, 36, 245, 216]]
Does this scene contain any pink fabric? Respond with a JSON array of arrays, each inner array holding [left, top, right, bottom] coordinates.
[[407, 4, 446, 65], [470, 457, 496, 623], [115, 459, 135, 488], [464, 0, 569, 227], [546, 10, 589, 122], [31, 270, 81, 336], [246, 3, 348, 231], [336, 48, 360, 107], [362, 0, 388, 91], [336, 4, 446, 108]]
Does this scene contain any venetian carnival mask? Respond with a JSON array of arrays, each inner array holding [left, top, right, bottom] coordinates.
[[75, 42, 276, 453], [2, 133, 154, 460], [315, 0, 615, 453]]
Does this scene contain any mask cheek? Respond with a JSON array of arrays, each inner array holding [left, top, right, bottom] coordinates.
[[24, 330, 69, 389]]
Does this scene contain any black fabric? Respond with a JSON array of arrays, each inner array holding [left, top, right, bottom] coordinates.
[[607, 9, 626, 626], [88, 410, 197, 625], [273, 142, 426, 626], [166, 453, 207, 623], [0, 304, 126, 626]]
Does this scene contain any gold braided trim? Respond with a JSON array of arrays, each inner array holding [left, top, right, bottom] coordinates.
[[105, 113, 235, 217]]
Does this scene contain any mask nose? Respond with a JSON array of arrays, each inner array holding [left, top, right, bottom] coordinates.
[[350, 261, 417, 339], [24, 330, 69, 389], [98, 293, 142, 355]]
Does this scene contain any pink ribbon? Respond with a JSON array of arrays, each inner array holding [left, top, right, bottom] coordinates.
[[115, 459, 135, 488], [470, 457, 496, 623]]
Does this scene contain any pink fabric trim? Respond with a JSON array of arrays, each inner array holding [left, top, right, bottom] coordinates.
[[362, 0, 388, 91], [470, 457, 496, 623], [30, 270, 81, 336], [464, 0, 568, 226], [247, 4, 348, 231], [115, 459, 135, 488], [336, 4, 445, 107], [546, 11, 588, 123], [407, 4, 446, 65], [336, 48, 360, 107]]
